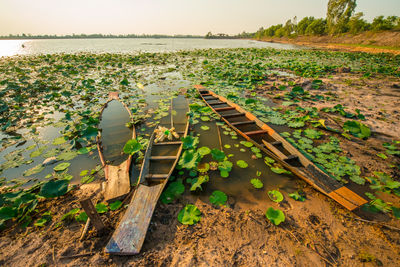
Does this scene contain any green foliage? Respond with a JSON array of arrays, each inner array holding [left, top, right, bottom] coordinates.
[[289, 192, 306, 201], [190, 175, 209, 191], [53, 162, 70, 172], [39, 179, 69, 198], [61, 208, 80, 221], [327, 0, 357, 34], [211, 149, 226, 162], [250, 178, 264, 189], [109, 200, 123, 211], [265, 207, 285, 226], [182, 135, 199, 150], [198, 146, 211, 156], [75, 212, 88, 222], [178, 150, 201, 169], [236, 160, 248, 168], [268, 190, 284, 203], [177, 204, 201, 225], [95, 203, 108, 213], [218, 160, 233, 177], [161, 181, 185, 204], [270, 167, 291, 175], [209, 190, 228, 206], [343, 120, 371, 139], [123, 139, 142, 155]]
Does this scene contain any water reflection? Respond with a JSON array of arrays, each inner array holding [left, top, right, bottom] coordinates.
[[0, 40, 26, 57]]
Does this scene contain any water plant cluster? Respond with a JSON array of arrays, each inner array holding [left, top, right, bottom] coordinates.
[[1, 47, 399, 230]]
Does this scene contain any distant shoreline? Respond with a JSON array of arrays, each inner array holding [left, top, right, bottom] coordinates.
[[0, 35, 206, 40]]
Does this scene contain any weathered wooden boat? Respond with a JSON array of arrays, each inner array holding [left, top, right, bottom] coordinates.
[[105, 95, 189, 255], [195, 85, 367, 211], [97, 92, 135, 201]]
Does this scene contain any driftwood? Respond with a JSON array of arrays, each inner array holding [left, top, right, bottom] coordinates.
[[80, 199, 105, 232]]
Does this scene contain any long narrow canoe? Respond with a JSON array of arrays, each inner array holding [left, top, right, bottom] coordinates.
[[97, 92, 135, 201], [105, 95, 189, 255], [195, 85, 367, 211]]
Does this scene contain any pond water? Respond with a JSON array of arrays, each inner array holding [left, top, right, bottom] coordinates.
[[0, 38, 303, 57]]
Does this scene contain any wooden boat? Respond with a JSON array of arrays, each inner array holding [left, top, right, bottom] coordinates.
[[105, 95, 189, 255], [195, 85, 367, 211], [97, 92, 135, 201]]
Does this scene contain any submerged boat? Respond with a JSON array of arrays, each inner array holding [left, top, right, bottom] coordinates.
[[105, 95, 189, 255], [97, 92, 135, 201], [195, 85, 367, 211]]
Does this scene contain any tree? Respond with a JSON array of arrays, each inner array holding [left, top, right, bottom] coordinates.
[[348, 12, 370, 34], [327, 0, 357, 34], [296, 17, 316, 35], [305, 19, 327, 35], [371, 15, 398, 31]]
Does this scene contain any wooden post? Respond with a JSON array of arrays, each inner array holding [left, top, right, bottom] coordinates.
[[80, 198, 105, 232]]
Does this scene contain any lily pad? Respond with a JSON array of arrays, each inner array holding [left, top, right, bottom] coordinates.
[[40, 179, 69, 198], [343, 120, 371, 139], [23, 164, 45, 176], [53, 162, 70, 171], [95, 203, 108, 213], [265, 207, 285, 226], [198, 146, 211, 156], [123, 139, 142, 155], [236, 160, 248, 168], [289, 191, 306, 201], [200, 125, 210, 131], [268, 190, 284, 203], [209, 190, 228, 206], [250, 178, 263, 189], [211, 149, 226, 162], [177, 204, 201, 225], [178, 150, 200, 169], [52, 136, 67, 145], [182, 135, 199, 150]]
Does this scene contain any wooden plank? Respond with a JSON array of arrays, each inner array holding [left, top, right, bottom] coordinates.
[[154, 141, 182, 146], [214, 106, 236, 112], [222, 112, 246, 119], [150, 156, 177, 160], [329, 186, 368, 208], [103, 160, 131, 201], [80, 199, 105, 232], [208, 101, 226, 105], [145, 174, 169, 180], [262, 140, 288, 160], [105, 183, 164, 255], [244, 130, 269, 136], [231, 120, 255, 126]]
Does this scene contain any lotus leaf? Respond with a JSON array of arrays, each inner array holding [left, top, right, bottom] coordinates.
[[265, 207, 285, 226], [268, 190, 284, 203], [177, 204, 201, 225], [209, 190, 227, 205], [40, 179, 69, 198]]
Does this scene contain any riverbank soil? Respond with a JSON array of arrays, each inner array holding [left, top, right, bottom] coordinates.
[[1, 70, 400, 266], [258, 31, 400, 55]]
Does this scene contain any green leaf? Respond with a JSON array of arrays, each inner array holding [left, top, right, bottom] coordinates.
[[200, 125, 210, 131], [271, 167, 291, 175], [23, 164, 45, 176], [289, 192, 306, 201], [109, 200, 123, 211], [392, 207, 400, 219], [197, 146, 211, 156], [264, 156, 275, 166], [181, 135, 199, 150], [161, 181, 185, 204], [268, 190, 284, 203], [240, 141, 253, 148], [178, 150, 200, 169], [377, 153, 388, 159], [304, 129, 323, 139], [95, 203, 108, 213], [236, 160, 248, 168], [211, 149, 226, 162], [61, 208, 80, 221], [250, 178, 263, 189], [40, 179, 69, 198], [80, 170, 89, 176], [200, 116, 210, 121], [177, 204, 201, 225], [52, 136, 67, 145], [210, 190, 228, 206], [0, 206, 17, 220], [220, 170, 229, 178], [343, 120, 371, 139], [75, 212, 88, 222], [123, 139, 142, 155], [80, 175, 94, 184], [78, 147, 90, 154], [53, 162, 70, 171], [190, 175, 209, 191], [265, 207, 285, 226], [34, 218, 48, 227], [57, 151, 79, 161]]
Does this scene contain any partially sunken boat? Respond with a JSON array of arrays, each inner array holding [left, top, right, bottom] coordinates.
[[195, 85, 367, 211], [105, 95, 189, 255], [97, 92, 135, 201]]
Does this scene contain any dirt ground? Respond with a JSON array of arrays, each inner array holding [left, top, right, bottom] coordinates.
[[258, 31, 400, 55], [1, 72, 400, 266]]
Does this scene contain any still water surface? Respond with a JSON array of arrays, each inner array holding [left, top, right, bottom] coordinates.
[[0, 38, 303, 57]]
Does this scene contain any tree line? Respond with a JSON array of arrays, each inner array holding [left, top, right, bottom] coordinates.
[[0, 33, 204, 40], [255, 0, 400, 39]]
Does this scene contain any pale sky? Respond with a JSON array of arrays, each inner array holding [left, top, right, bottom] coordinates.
[[0, 0, 399, 36]]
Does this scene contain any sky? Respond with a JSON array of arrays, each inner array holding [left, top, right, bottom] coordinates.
[[0, 0, 399, 36]]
